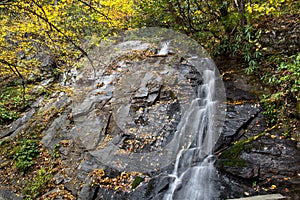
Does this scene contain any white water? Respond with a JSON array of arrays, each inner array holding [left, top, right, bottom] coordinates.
[[164, 69, 220, 200]]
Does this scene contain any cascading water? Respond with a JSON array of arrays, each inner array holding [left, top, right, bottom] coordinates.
[[164, 67, 220, 200]]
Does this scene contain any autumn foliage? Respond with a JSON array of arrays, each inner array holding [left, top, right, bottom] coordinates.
[[0, 0, 136, 83]]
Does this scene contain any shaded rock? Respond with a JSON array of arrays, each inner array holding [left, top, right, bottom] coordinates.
[[218, 172, 256, 199], [129, 174, 172, 200], [259, 14, 300, 56], [78, 177, 98, 200], [229, 194, 286, 200], [0, 190, 22, 200], [218, 108, 300, 198], [224, 81, 257, 101], [221, 162, 259, 179], [223, 104, 261, 137], [94, 188, 129, 200], [241, 136, 300, 180]]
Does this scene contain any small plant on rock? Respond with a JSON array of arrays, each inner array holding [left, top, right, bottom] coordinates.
[[24, 167, 52, 199], [13, 139, 40, 173]]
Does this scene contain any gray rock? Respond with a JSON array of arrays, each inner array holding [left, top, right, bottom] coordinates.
[[4, 27, 299, 200], [130, 174, 172, 200], [42, 111, 71, 148], [0, 108, 35, 139], [0, 190, 22, 200], [78, 177, 98, 200], [53, 173, 64, 185]]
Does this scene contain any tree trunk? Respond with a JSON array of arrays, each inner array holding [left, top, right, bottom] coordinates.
[[234, 0, 246, 27], [239, 0, 246, 27]]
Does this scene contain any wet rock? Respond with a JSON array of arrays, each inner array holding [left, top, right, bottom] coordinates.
[[69, 30, 224, 173], [218, 172, 256, 199], [223, 104, 261, 137], [241, 137, 300, 180], [4, 27, 300, 200], [224, 81, 257, 101], [221, 162, 259, 179], [229, 194, 286, 200], [218, 108, 300, 198], [53, 28, 224, 199]]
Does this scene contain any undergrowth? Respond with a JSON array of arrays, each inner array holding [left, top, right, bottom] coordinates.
[[24, 167, 52, 200], [261, 53, 300, 126]]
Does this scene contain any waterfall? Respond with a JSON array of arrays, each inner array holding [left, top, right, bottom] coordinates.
[[164, 69, 220, 200]]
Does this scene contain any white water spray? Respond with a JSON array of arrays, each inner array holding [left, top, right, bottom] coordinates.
[[164, 68, 220, 200]]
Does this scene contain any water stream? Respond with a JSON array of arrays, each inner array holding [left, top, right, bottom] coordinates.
[[164, 69, 220, 200]]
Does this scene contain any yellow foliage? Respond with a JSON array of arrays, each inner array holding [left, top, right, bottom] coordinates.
[[246, 0, 287, 16], [0, 0, 136, 81]]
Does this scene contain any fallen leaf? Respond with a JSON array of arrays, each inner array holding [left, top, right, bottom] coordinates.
[[270, 185, 276, 189]]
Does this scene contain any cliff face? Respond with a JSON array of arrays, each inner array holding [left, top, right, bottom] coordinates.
[[0, 25, 299, 200]]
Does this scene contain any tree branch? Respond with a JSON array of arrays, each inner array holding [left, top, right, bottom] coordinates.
[[17, 1, 97, 78], [0, 59, 26, 103], [77, 0, 111, 21]]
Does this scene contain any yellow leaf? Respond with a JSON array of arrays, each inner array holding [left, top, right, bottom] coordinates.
[[271, 185, 276, 189]]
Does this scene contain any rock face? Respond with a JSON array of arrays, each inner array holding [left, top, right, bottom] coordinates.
[[70, 28, 226, 175], [215, 59, 300, 199], [217, 109, 300, 199], [44, 28, 226, 198]]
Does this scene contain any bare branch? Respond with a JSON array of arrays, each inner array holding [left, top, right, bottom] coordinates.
[[77, 0, 111, 21], [0, 59, 26, 103]]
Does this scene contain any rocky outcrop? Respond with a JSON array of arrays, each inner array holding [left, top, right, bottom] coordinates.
[[215, 58, 300, 199], [0, 27, 299, 199], [57, 28, 226, 198]]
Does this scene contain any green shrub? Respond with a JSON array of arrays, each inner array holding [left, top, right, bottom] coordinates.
[[13, 139, 40, 173], [0, 106, 19, 123], [0, 85, 34, 124], [24, 167, 52, 199], [215, 25, 262, 74], [262, 53, 300, 124]]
